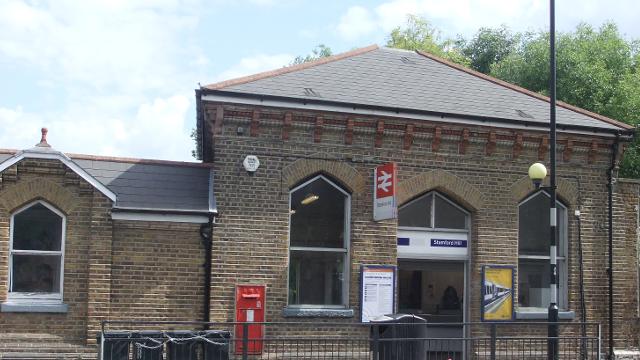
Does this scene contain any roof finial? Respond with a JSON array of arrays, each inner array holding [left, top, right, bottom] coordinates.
[[36, 127, 51, 148]]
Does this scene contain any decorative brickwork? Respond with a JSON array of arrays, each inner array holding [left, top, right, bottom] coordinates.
[[204, 100, 639, 354], [397, 169, 484, 210], [282, 158, 365, 194], [510, 175, 579, 205], [0, 176, 78, 214]]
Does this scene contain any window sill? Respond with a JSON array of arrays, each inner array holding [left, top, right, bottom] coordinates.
[[282, 307, 354, 318], [515, 309, 575, 320], [1, 302, 68, 313]]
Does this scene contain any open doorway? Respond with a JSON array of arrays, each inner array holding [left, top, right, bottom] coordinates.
[[398, 260, 465, 323]]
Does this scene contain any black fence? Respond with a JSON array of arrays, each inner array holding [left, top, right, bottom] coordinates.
[[100, 320, 601, 360]]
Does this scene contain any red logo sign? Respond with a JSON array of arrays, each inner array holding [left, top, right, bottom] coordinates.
[[375, 162, 396, 198]]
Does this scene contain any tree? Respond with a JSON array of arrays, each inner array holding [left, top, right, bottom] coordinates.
[[389, 16, 639, 176], [291, 44, 333, 65], [386, 15, 469, 66], [459, 25, 519, 74], [490, 22, 639, 176]]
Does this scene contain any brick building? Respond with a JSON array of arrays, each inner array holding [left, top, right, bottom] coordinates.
[[0, 133, 215, 358], [0, 44, 639, 358], [196, 46, 640, 356]]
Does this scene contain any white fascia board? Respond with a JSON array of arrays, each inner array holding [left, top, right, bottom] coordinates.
[[202, 94, 619, 138], [0, 150, 117, 202], [111, 211, 210, 223], [0, 152, 24, 173]]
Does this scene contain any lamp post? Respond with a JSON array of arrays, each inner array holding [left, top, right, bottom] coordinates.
[[528, 161, 558, 359], [527, 0, 560, 358]]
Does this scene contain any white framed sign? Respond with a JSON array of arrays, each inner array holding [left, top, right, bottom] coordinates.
[[360, 265, 396, 323]]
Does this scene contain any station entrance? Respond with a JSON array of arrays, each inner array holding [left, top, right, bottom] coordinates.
[[396, 191, 470, 356]]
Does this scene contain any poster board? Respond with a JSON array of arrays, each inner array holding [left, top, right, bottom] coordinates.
[[481, 265, 515, 321], [360, 265, 396, 323]]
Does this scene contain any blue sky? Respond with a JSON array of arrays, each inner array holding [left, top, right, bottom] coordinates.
[[1, 0, 638, 161]]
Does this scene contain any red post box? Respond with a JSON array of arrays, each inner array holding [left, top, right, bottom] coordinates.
[[235, 284, 266, 355]]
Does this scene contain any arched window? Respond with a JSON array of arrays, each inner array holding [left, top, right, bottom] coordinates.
[[398, 191, 469, 230], [8, 201, 65, 303], [288, 175, 350, 307], [518, 191, 567, 309]]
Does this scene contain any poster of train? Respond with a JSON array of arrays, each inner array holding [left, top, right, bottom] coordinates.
[[481, 265, 515, 321]]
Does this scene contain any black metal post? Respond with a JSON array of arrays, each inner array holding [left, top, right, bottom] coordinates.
[[242, 322, 249, 360], [607, 137, 619, 359], [490, 324, 497, 360], [548, 0, 559, 359], [372, 324, 380, 360]]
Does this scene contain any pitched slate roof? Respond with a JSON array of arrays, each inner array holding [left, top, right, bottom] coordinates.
[[204, 45, 632, 133], [0, 149, 215, 214], [73, 156, 214, 213]]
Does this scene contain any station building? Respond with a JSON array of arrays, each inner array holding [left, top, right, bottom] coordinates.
[[196, 45, 640, 353], [0, 45, 638, 358]]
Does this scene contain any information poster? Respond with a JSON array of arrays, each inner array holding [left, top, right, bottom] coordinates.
[[360, 265, 396, 323], [481, 265, 515, 321]]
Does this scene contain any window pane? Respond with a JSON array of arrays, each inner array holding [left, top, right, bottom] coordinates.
[[434, 195, 468, 229], [398, 194, 432, 227], [13, 203, 63, 251], [518, 259, 552, 308], [11, 254, 61, 293], [290, 178, 346, 248], [518, 193, 564, 256], [289, 250, 344, 305]]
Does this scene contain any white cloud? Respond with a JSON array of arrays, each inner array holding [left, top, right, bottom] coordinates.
[[214, 53, 294, 83], [0, 94, 194, 161], [335, 0, 640, 41], [0, 0, 203, 94], [0, 0, 206, 161], [336, 6, 377, 40]]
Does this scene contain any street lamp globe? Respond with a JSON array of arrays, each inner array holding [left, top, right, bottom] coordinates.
[[528, 162, 548, 189]]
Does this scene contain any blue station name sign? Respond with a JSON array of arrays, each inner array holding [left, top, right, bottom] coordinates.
[[431, 239, 468, 248]]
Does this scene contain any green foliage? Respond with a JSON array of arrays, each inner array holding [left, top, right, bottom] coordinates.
[[291, 44, 333, 65], [489, 22, 639, 176], [387, 16, 639, 176], [386, 15, 470, 66], [190, 127, 199, 159], [460, 25, 520, 73]]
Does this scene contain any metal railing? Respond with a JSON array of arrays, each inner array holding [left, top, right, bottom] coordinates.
[[99, 320, 601, 360]]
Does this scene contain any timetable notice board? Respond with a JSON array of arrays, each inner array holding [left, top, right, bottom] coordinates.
[[360, 265, 396, 323]]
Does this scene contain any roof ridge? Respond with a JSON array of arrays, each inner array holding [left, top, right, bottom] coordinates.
[[1, 148, 211, 168], [415, 50, 634, 131], [204, 44, 379, 90], [68, 153, 213, 168]]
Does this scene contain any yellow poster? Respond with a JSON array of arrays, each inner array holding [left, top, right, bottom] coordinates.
[[482, 266, 514, 321]]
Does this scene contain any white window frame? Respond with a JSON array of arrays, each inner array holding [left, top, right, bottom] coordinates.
[[517, 191, 568, 311], [398, 191, 470, 232], [287, 175, 350, 308], [8, 200, 66, 304]]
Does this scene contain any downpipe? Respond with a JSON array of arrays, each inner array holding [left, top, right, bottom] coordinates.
[[200, 214, 215, 330], [607, 134, 620, 359]]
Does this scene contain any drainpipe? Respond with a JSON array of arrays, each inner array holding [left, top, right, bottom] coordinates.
[[200, 215, 215, 330], [607, 133, 620, 359]]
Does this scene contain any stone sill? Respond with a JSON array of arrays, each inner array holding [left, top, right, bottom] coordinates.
[[515, 309, 575, 320], [1, 302, 68, 313], [282, 307, 354, 318]]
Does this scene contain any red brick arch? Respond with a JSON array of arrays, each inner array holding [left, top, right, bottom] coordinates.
[[510, 175, 578, 206], [397, 169, 484, 211], [282, 158, 365, 194], [0, 178, 78, 214]]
